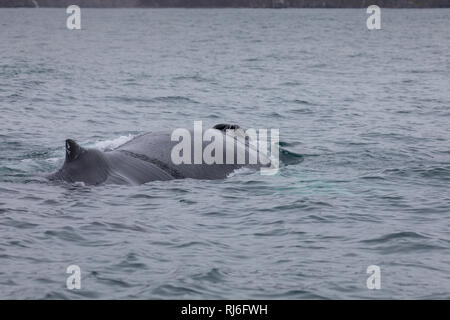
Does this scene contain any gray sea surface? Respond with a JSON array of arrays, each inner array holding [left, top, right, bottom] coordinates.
[[0, 8, 449, 299]]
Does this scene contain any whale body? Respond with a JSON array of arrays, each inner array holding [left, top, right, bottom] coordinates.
[[48, 124, 271, 185]]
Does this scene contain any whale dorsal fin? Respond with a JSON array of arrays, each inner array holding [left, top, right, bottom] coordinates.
[[213, 123, 240, 131], [65, 139, 84, 162]]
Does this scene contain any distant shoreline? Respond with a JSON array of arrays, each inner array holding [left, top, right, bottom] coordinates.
[[3, 6, 450, 8], [2, 1, 449, 9]]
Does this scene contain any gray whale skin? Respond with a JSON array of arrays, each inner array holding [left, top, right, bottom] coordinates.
[[48, 124, 270, 185]]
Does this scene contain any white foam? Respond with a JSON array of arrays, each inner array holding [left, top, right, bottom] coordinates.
[[91, 134, 135, 151], [45, 157, 60, 163], [227, 167, 255, 178]]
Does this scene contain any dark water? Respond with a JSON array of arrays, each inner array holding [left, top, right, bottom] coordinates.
[[0, 8, 449, 299]]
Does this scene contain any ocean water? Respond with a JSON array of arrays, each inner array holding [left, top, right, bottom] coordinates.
[[0, 8, 449, 299]]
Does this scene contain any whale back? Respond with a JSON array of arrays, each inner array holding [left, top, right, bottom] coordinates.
[[115, 129, 265, 180]]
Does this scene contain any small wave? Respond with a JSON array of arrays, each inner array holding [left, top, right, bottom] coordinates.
[[289, 108, 314, 114], [279, 147, 304, 166], [44, 227, 87, 242], [105, 95, 199, 105], [153, 284, 203, 297], [267, 111, 283, 118], [279, 81, 302, 87], [383, 165, 450, 181], [191, 268, 226, 284], [361, 231, 429, 244], [150, 96, 199, 104], [172, 74, 216, 84], [359, 232, 447, 254], [292, 99, 314, 105]]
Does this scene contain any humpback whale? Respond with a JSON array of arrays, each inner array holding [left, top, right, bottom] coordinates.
[[48, 124, 274, 185]]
